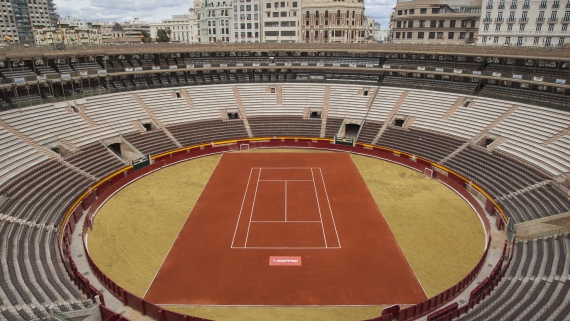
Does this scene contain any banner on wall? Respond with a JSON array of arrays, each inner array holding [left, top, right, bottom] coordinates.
[[492, 72, 501, 77]]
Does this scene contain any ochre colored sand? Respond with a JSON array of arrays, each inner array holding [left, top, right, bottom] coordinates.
[[88, 149, 485, 320], [87, 155, 222, 296], [350, 154, 485, 297]]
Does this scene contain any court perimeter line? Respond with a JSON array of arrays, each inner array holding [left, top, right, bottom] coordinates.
[[285, 181, 287, 222], [244, 169, 262, 247], [231, 246, 341, 249], [259, 180, 313, 182], [311, 168, 328, 248], [318, 168, 342, 248], [230, 168, 254, 248], [143, 152, 225, 299], [250, 221, 323, 223]]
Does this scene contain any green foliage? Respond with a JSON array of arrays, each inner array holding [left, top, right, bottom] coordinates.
[[141, 30, 152, 43], [156, 29, 170, 42]]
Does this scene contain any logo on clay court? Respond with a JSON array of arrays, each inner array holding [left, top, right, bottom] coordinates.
[[269, 256, 302, 266]]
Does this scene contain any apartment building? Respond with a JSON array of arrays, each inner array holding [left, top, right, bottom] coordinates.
[[195, 0, 234, 43], [233, 0, 261, 42], [32, 24, 102, 46], [150, 14, 198, 43], [262, 0, 300, 42], [300, 0, 367, 43], [478, 0, 569, 46], [0, 0, 59, 44], [391, 0, 482, 44]]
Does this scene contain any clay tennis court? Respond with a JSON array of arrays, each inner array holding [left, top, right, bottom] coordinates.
[[144, 152, 427, 306]]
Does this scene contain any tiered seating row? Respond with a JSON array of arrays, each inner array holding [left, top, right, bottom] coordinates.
[[64, 142, 125, 179], [357, 121, 383, 144], [499, 184, 570, 223], [377, 127, 464, 162], [324, 117, 343, 138], [248, 116, 321, 138], [458, 235, 570, 321], [167, 119, 249, 147], [123, 130, 178, 156], [445, 146, 550, 199]]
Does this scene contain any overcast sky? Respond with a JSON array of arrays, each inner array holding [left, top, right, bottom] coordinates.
[[54, 0, 394, 29]]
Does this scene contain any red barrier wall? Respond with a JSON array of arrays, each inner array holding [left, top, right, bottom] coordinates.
[[59, 138, 505, 321]]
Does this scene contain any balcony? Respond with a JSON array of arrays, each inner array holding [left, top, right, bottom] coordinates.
[[483, 17, 492, 22], [539, 3, 547, 8], [495, 17, 504, 22], [510, 4, 517, 9], [564, 17, 570, 21], [507, 17, 516, 22], [553, 3, 560, 8], [486, 4, 493, 9], [466, 38, 475, 43], [498, 5, 505, 9], [537, 17, 545, 22], [519, 17, 528, 22], [548, 17, 558, 22], [523, 4, 530, 8]]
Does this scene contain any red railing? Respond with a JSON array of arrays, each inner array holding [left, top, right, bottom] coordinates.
[[58, 137, 512, 321]]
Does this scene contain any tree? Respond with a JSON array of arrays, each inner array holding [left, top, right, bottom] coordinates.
[[156, 29, 170, 42], [141, 31, 151, 43]]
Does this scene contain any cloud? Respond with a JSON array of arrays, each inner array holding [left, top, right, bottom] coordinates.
[[54, 0, 395, 29]]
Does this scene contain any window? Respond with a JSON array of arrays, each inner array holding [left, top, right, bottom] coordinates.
[[509, 12, 515, 20], [292, 2, 297, 7], [438, 20, 445, 27], [397, 21, 401, 28], [507, 24, 513, 31], [497, 12, 503, 19], [538, 11, 545, 19], [437, 32, 443, 39], [420, 8, 427, 14], [432, 8, 440, 14], [418, 31, 424, 38], [484, 24, 490, 30], [533, 37, 540, 45], [548, 24, 554, 31], [517, 37, 523, 45], [494, 36, 499, 43], [450, 20, 456, 27], [272, 12, 278, 17], [410, 9, 415, 14], [495, 24, 501, 30], [407, 32, 412, 38], [398, 10, 402, 15], [565, 11, 570, 21], [460, 32, 466, 39], [522, 11, 528, 19], [266, 3, 271, 8], [504, 37, 511, 44], [545, 37, 552, 46], [395, 32, 401, 38], [482, 36, 488, 43], [448, 31, 454, 39], [519, 24, 525, 31], [430, 20, 436, 27], [419, 20, 426, 27], [280, 11, 286, 17], [551, 11, 558, 19], [563, 24, 568, 31], [428, 32, 435, 39], [536, 24, 542, 31], [558, 37, 565, 46]]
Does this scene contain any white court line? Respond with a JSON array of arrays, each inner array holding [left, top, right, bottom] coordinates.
[[311, 168, 328, 248], [258, 180, 313, 182], [231, 246, 341, 250], [318, 168, 342, 248], [285, 180, 287, 222], [244, 169, 262, 247], [250, 221, 323, 223], [230, 168, 254, 248], [143, 152, 224, 298]]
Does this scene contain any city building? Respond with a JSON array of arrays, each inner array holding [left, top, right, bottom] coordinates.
[[365, 16, 381, 42], [262, 0, 301, 42], [391, 0, 482, 44], [0, 0, 59, 44], [60, 16, 90, 30], [32, 24, 102, 46], [150, 14, 197, 43], [195, 0, 234, 43], [379, 29, 391, 42], [477, 0, 569, 47], [300, 0, 367, 43], [233, 0, 261, 42]]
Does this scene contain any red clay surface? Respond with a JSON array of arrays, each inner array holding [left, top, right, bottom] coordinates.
[[144, 152, 427, 306]]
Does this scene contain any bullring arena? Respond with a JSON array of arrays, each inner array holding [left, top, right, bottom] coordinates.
[[0, 43, 569, 321]]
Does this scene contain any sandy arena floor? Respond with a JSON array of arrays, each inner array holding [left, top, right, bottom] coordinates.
[[87, 149, 485, 321]]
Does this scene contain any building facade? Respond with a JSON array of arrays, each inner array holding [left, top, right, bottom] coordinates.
[[0, 0, 59, 44], [300, 0, 367, 43], [233, 0, 261, 42], [477, 0, 569, 46], [262, 0, 301, 42], [60, 16, 89, 30], [32, 25, 102, 46], [150, 14, 197, 43], [391, 0, 482, 44], [195, 0, 234, 43]]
